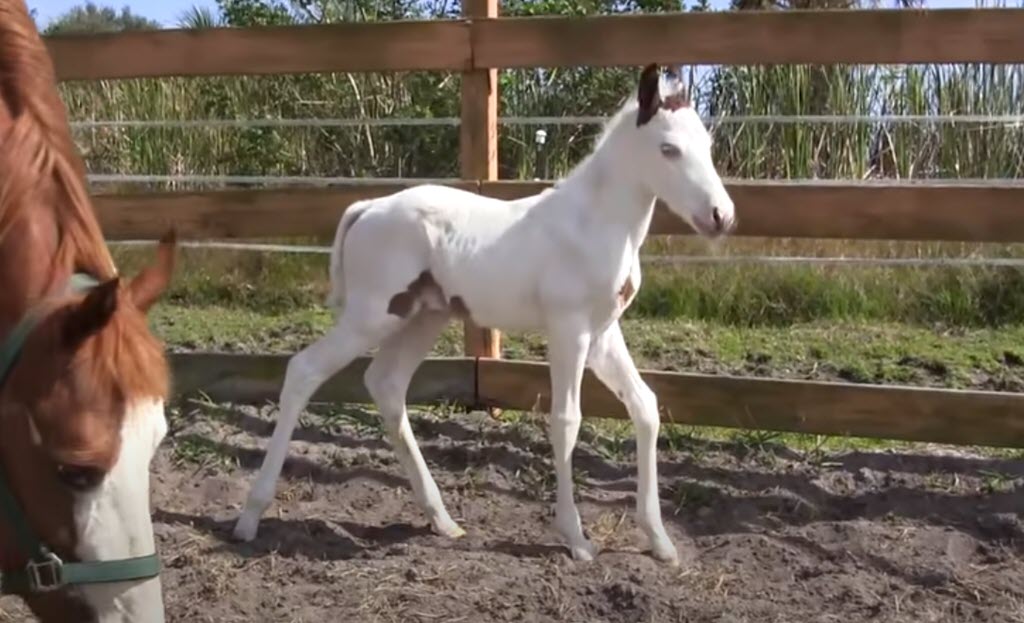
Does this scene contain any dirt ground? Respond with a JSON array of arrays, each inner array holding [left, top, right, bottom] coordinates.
[[4, 401, 1024, 622]]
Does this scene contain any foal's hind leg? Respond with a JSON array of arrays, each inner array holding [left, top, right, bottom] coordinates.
[[364, 310, 463, 538], [588, 320, 678, 565], [233, 301, 402, 542]]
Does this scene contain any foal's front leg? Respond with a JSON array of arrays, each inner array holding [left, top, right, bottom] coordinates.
[[588, 319, 679, 565], [545, 315, 595, 561]]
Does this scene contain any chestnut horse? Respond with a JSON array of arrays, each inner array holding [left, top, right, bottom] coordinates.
[[0, 1, 176, 621]]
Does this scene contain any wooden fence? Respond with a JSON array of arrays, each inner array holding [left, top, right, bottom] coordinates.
[[46, 7, 1024, 448]]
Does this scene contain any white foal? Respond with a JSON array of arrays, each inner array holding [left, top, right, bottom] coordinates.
[[233, 64, 736, 565]]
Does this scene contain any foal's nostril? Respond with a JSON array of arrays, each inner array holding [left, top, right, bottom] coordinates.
[[711, 207, 723, 231]]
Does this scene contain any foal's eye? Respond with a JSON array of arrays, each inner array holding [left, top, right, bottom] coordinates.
[[659, 143, 682, 159], [56, 463, 105, 491]]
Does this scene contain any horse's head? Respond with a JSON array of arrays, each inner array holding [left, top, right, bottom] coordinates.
[[0, 234, 176, 622], [628, 63, 736, 238], [0, 1, 175, 619]]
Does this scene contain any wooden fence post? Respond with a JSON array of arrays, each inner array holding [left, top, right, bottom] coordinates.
[[460, 0, 502, 362]]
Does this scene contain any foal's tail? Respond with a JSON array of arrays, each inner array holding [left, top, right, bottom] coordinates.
[[325, 199, 372, 312]]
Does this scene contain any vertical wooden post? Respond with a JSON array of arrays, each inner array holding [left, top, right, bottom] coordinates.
[[460, 0, 501, 362]]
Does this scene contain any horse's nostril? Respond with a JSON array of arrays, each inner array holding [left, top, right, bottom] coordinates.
[[711, 207, 723, 230]]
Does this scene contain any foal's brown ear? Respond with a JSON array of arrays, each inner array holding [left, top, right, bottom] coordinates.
[[128, 228, 177, 313], [636, 63, 662, 127], [63, 277, 120, 349]]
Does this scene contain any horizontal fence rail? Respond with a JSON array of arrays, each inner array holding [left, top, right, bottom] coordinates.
[[93, 180, 1024, 243], [47, 20, 471, 81], [473, 9, 1024, 67], [170, 353, 476, 406], [168, 353, 1024, 448], [477, 359, 1024, 448], [46, 8, 1024, 81]]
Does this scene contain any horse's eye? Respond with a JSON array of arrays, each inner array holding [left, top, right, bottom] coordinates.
[[56, 464, 105, 491], [660, 143, 682, 159]]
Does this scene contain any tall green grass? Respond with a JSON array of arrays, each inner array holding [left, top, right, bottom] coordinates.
[[64, 63, 1024, 184]]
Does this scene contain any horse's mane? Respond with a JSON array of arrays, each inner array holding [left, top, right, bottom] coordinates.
[[0, 0, 115, 283], [0, 1, 168, 405]]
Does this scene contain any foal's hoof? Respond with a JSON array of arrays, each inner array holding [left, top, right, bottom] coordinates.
[[432, 517, 466, 539], [650, 536, 681, 566], [569, 539, 599, 562], [232, 514, 260, 542], [652, 543, 680, 566]]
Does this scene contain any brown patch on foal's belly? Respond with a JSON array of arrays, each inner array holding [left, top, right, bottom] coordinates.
[[449, 295, 471, 319], [617, 277, 636, 307], [387, 271, 474, 321], [387, 271, 438, 318]]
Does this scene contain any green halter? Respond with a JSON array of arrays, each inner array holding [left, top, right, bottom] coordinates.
[[0, 274, 161, 594]]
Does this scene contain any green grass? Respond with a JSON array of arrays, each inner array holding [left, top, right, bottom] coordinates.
[[633, 262, 1024, 327], [151, 301, 1024, 391], [118, 244, 1024, 329], [169, 434, 238, 470]]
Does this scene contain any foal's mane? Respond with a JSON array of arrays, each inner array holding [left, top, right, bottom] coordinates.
[[0, 0, 168, 405], [593, 97, 638, 150], [0, 0, 115, 283]]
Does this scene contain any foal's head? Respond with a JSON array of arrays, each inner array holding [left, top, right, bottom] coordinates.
[[621, 63, 736, 237]]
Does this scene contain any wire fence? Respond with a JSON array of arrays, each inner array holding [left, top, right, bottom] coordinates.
[[70, 113, 1024, 130], [88, 174, 450, 186], [106, 239, 1024, 268], [87, 173, 1024, 186]]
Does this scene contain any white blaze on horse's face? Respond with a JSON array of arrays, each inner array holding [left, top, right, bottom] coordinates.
[[631, 64, 735, 238], [73, 398, 167, 622]]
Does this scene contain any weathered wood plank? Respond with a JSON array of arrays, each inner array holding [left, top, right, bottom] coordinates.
[[167, 352, 1024, 448], [169, 353, 476, 406], [460, 0, 502, 361], [473, 9, 1024, 68], [477, 359, 1024, 449], [93, 181, 1024, 243], [48, 20, 470, 81], [482, 180, 1024, 242], [93, 183, 478, 240], [47, 9, 1024, 81]]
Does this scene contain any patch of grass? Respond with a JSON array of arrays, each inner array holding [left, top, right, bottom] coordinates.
[[979, 469, 1018, 494], [514, 462, 556, 500], [171, 434, 237, 470], [150, 304, 333, 353], [114, 245, 331, 314], [669, 481, 718, 515], [581, 419, 633, 461], [629, 263, 1024, 328], [151, 302, 1024, 393], [121, 244, 1024, 330], [313, 404, 384, 438]]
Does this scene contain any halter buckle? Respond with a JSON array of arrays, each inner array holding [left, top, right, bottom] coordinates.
[[25, 552, 63, 592]]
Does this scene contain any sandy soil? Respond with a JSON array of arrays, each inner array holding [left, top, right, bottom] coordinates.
[[3, 402, 1024, 622]]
